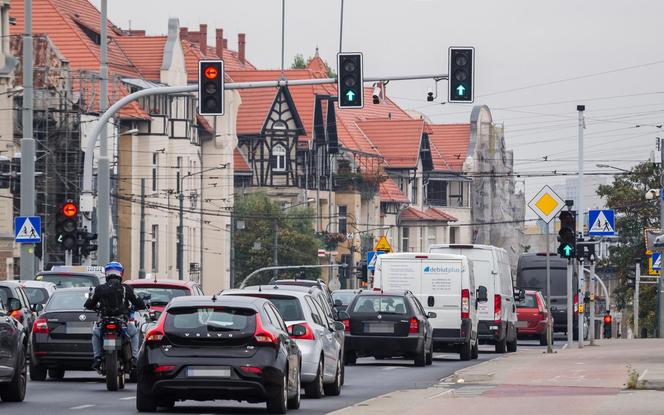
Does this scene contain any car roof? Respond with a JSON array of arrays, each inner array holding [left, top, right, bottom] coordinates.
[[0, 281, 20, 288], [251, 284, 326, 296], [271, 279, 322, 287], [223, 287, 310, 299], [125, 279, 197, 288], [50, 287, 93, 293], [333, 289, 361, 293], [356, 290, 410, 297], [36, 271, 102, 278], [18, 280, 57, 289], [167, 294, 270, 310]]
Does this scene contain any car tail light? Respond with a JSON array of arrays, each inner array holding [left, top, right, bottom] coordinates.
[[342, 319, 350, 333], [145, 314, 166, 343], [409, 317, 419, 334], [152, 365, 176, 374], [573, 294, 579, 313], [288, 322, 316, 340], [373, 288, 381, 292], [240, 366, 263, 375], [33, 317, 49, 334], [254, 314, 278, 344], [494, 294, 502, 321], [10, 310, 23, 321], [105, 323, 117, 330], [461, 289, 470, 319]]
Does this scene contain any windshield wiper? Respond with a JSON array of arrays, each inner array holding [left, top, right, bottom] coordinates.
[[206, 323, 236, 331]]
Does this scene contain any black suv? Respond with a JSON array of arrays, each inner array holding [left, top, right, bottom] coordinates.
[[0, 294, 28, 402], [343, 291, 434, 367]]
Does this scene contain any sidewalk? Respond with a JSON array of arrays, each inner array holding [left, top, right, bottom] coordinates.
[[332, 339, 664, 415]]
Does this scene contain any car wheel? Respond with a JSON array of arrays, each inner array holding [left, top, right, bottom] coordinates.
[[136, 386, 158, 412], [414, 345, 427, 367], [344, 351, 357, 365], [29, 361, 47, 381], [287, 364, 301, 409], [471, 340, 479, 360], [48, 368, 65, 380], [507, 334, 518, 352], [267, 372, 288, 414], [340, 356, 346, 386], [425, 345, 434, 365], [158, 400, 175, 409], [495, 337, 507, 354], [459, 341, 472, 361], [323, 358, 342, 396], [0, 348, 27, 402], [304, 358, 324, 398]]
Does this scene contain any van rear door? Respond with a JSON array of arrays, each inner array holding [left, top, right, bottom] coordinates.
[[376, 257, 422, 293], [419, 258, 464, 330]]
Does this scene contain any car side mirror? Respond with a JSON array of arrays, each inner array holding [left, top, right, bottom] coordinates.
[[336, 310, 350, 321], [7, 298, 21, 313], [31, 303, 44, 313], [288, 324, 307, 337], [513, 288, 525, 302], [476, 286, 488, 303], [427, 311, 437, 319], [333, 321, 346, 331], [334, 299, 343, 307]]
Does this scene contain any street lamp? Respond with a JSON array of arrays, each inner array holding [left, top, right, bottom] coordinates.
[[178, 164, 227, 280], [595, 163, 630, 173]]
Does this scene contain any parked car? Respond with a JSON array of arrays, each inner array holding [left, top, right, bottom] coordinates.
[[372, 253, 484, 361], [0, 281, 37, 341], [18, 281, 56, 313], [29, 288, 97, 381], [35, 270, 104, 288], [516, 289, 551, 345], [136, 295, 302, 413], [343, 290, 434, 367], [222, 286, 346, 398], [429, 244, 518, 353], [0, 294, 28, 402], [331, 289, 361, 312]]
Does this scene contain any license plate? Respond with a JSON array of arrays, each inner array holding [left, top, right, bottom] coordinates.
[[186, 367, 231, 378], [103, 338, 120, 350], [515, 321, 528, 328], [66, 323, 93, 335], [365, 322, 394, 334]]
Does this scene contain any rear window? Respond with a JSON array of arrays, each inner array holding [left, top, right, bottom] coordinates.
[[351, 295, 409, 315], [332, 291, 357, 306], [231, 294, 304, 322], [46, 291, 91, 311], [23, 287, 50, 305], [132, 286, 189, 306], [516, 294, 538, 308], [165, 307, 256, 335], [36, 274, 99, 288]]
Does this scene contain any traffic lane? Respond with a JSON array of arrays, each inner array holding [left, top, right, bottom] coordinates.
[[2, 352, 498, 415]]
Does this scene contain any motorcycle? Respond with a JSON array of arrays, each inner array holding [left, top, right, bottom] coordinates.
[[98, 316, 132, 391]]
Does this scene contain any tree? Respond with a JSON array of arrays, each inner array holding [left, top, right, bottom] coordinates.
[[596, 162, 660, 332], [290, 53, 336, 78], [233, 193, 321, 287]]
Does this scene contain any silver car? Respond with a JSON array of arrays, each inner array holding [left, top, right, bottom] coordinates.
[[222, 287, 346, 398]]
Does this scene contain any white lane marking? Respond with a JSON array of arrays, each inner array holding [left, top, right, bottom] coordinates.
[[382, 366, 408, 371], [638, 369, 649, 382], [427, 389, 453, 399], [70, 404, 96, 410], [561, 343, 568, 350], [119, 396, 136, 400]]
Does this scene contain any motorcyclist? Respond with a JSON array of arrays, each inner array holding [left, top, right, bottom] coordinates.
[[84, 261, 145, 370]]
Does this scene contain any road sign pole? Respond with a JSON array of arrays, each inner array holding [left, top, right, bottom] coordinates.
[[589, 259, 596, 346], [567, 259, 574, 347], [659, 143, 664, 337], [635, 261, 640, 338], [578, 258, 584, 348], [577, 105, 585, 239], [546, 223, 553, 353]]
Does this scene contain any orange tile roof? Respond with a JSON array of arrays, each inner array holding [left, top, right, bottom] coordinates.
[[234, 148, 252, 173], [114, 36, 167, 82], [426, 208, 458, 222], [400, 206, 457, 222], [427, 124, 471, 171], [379, 178, 409, 203], [356, 119, 425, 169], [181, 40, 255, 84]]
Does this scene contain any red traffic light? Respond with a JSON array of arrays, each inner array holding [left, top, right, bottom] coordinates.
[[603, 314, 612, 325], [62, 202, 78, 218], [204, 66, 219, 80]]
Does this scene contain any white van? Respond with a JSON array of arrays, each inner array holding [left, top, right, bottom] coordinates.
[[429, 244, 518, 353], [372, 252, 487, 361]]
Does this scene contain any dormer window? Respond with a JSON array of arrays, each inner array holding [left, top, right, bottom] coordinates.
[[74, 21, 101, 45]]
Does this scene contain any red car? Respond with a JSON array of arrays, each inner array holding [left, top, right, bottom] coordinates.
[[516, 290, 552, 345], [124, 279, 203, 317]]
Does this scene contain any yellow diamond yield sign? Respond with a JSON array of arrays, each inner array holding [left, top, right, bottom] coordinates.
[[528, 185, 565, 223]]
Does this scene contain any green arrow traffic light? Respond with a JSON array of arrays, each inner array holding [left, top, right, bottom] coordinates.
[[563, 244, 573, 257], [346, 90, 356, 101], [456, 84, 466, 96]]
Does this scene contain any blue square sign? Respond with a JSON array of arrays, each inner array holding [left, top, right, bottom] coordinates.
[[588, 209, 615, 236], [653, 252, 662, 271], [14, 216, 41, 243]]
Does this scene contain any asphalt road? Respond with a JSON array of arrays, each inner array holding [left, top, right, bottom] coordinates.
[[1, 340, 561, 414]]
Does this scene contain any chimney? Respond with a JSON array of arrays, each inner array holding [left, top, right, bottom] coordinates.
[[179, 26, 189, 41], [238, 33, 246, 63], [223, 38, 228, 49], [199, 24, 208, 53], [215, 28, 224, 58]]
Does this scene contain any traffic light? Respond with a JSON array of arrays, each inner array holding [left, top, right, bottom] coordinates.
[[603, 312, 612, 339], [558, 210, 576, 259], [198, 60, 224, 115], [448, 47, 474, 103], [627, 274, 636, 288], [358, 261, 368, 282], [337, 52, 364, 108], [77, 230, 98, 258], [56, 201, 78, 251]]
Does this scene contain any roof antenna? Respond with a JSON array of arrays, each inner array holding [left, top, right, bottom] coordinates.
[[258, 285, 262, 292], [211, 293, 217, 302]]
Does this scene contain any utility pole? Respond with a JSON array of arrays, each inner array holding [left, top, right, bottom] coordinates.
[[578, 257, 584, 348], [576, 104, 585, 347], [138, 178, 145, 279], [177, 189, 184, 281], [19, 0, 35, 280], [589, 258, 596, 345], [97, 0, 110, 264], [659, 142, 664, 338], [545, 221, 553, 353], [635, 260, 640, 338], [567, 258, 574, 347], [273, 220, 279, 279]]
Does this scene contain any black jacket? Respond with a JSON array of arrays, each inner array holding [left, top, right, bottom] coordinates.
[[84, 279, 145, 317]]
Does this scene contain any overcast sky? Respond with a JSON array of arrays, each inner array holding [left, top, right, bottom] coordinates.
[[93, 0, 664, 205]]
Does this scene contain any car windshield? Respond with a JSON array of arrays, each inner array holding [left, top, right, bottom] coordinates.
[[0, 287, 11, 309], [351, 295, 408, 315], [518, 268, 567, 296], [332, 291, 357, 305], [131, 286, 189, 306], [36, 274, 99, 288], [165, 307, 256, 334], [46, 291, 91, 311], [516, 294, 538, 308], [23, 287, 50, 305]]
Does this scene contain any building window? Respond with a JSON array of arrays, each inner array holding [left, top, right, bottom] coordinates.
[[402, 227, 410, 252], [176, 157, 182, 193], [411, 179, 418, 205], [152, 152, 159, 192], [151, 225, 159, 272], [419, 227, 425, 251], [272, 144, 287, 172], [449, 181, 467, 207], [428, 226, 437, 249], [338, 205, 347, 235], [427, 180, 447, 206], [450, 227, 459, 244]]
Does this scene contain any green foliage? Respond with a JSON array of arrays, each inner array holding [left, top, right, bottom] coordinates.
[[596, 162, 660, 330], [233, 193, 321, 287], [290, 53, 307, 69]]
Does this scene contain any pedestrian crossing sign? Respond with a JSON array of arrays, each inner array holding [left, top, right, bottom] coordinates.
[[14, 216, 41, 244], [649, 252, 661, 276], [588, 209, 615, 236]]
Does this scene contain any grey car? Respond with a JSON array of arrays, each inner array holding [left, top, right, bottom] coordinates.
[[222, 287, 347, 398]]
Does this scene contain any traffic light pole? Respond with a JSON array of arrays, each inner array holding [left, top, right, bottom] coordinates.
[[545, 223, 553, 353], [578, 258, 584, 348], [97, 0, 110, 265], [659, 143, 664, 338], [567, 259, 574, 347], [635, 261, 640, 338], [589, 259, 596, 346]]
